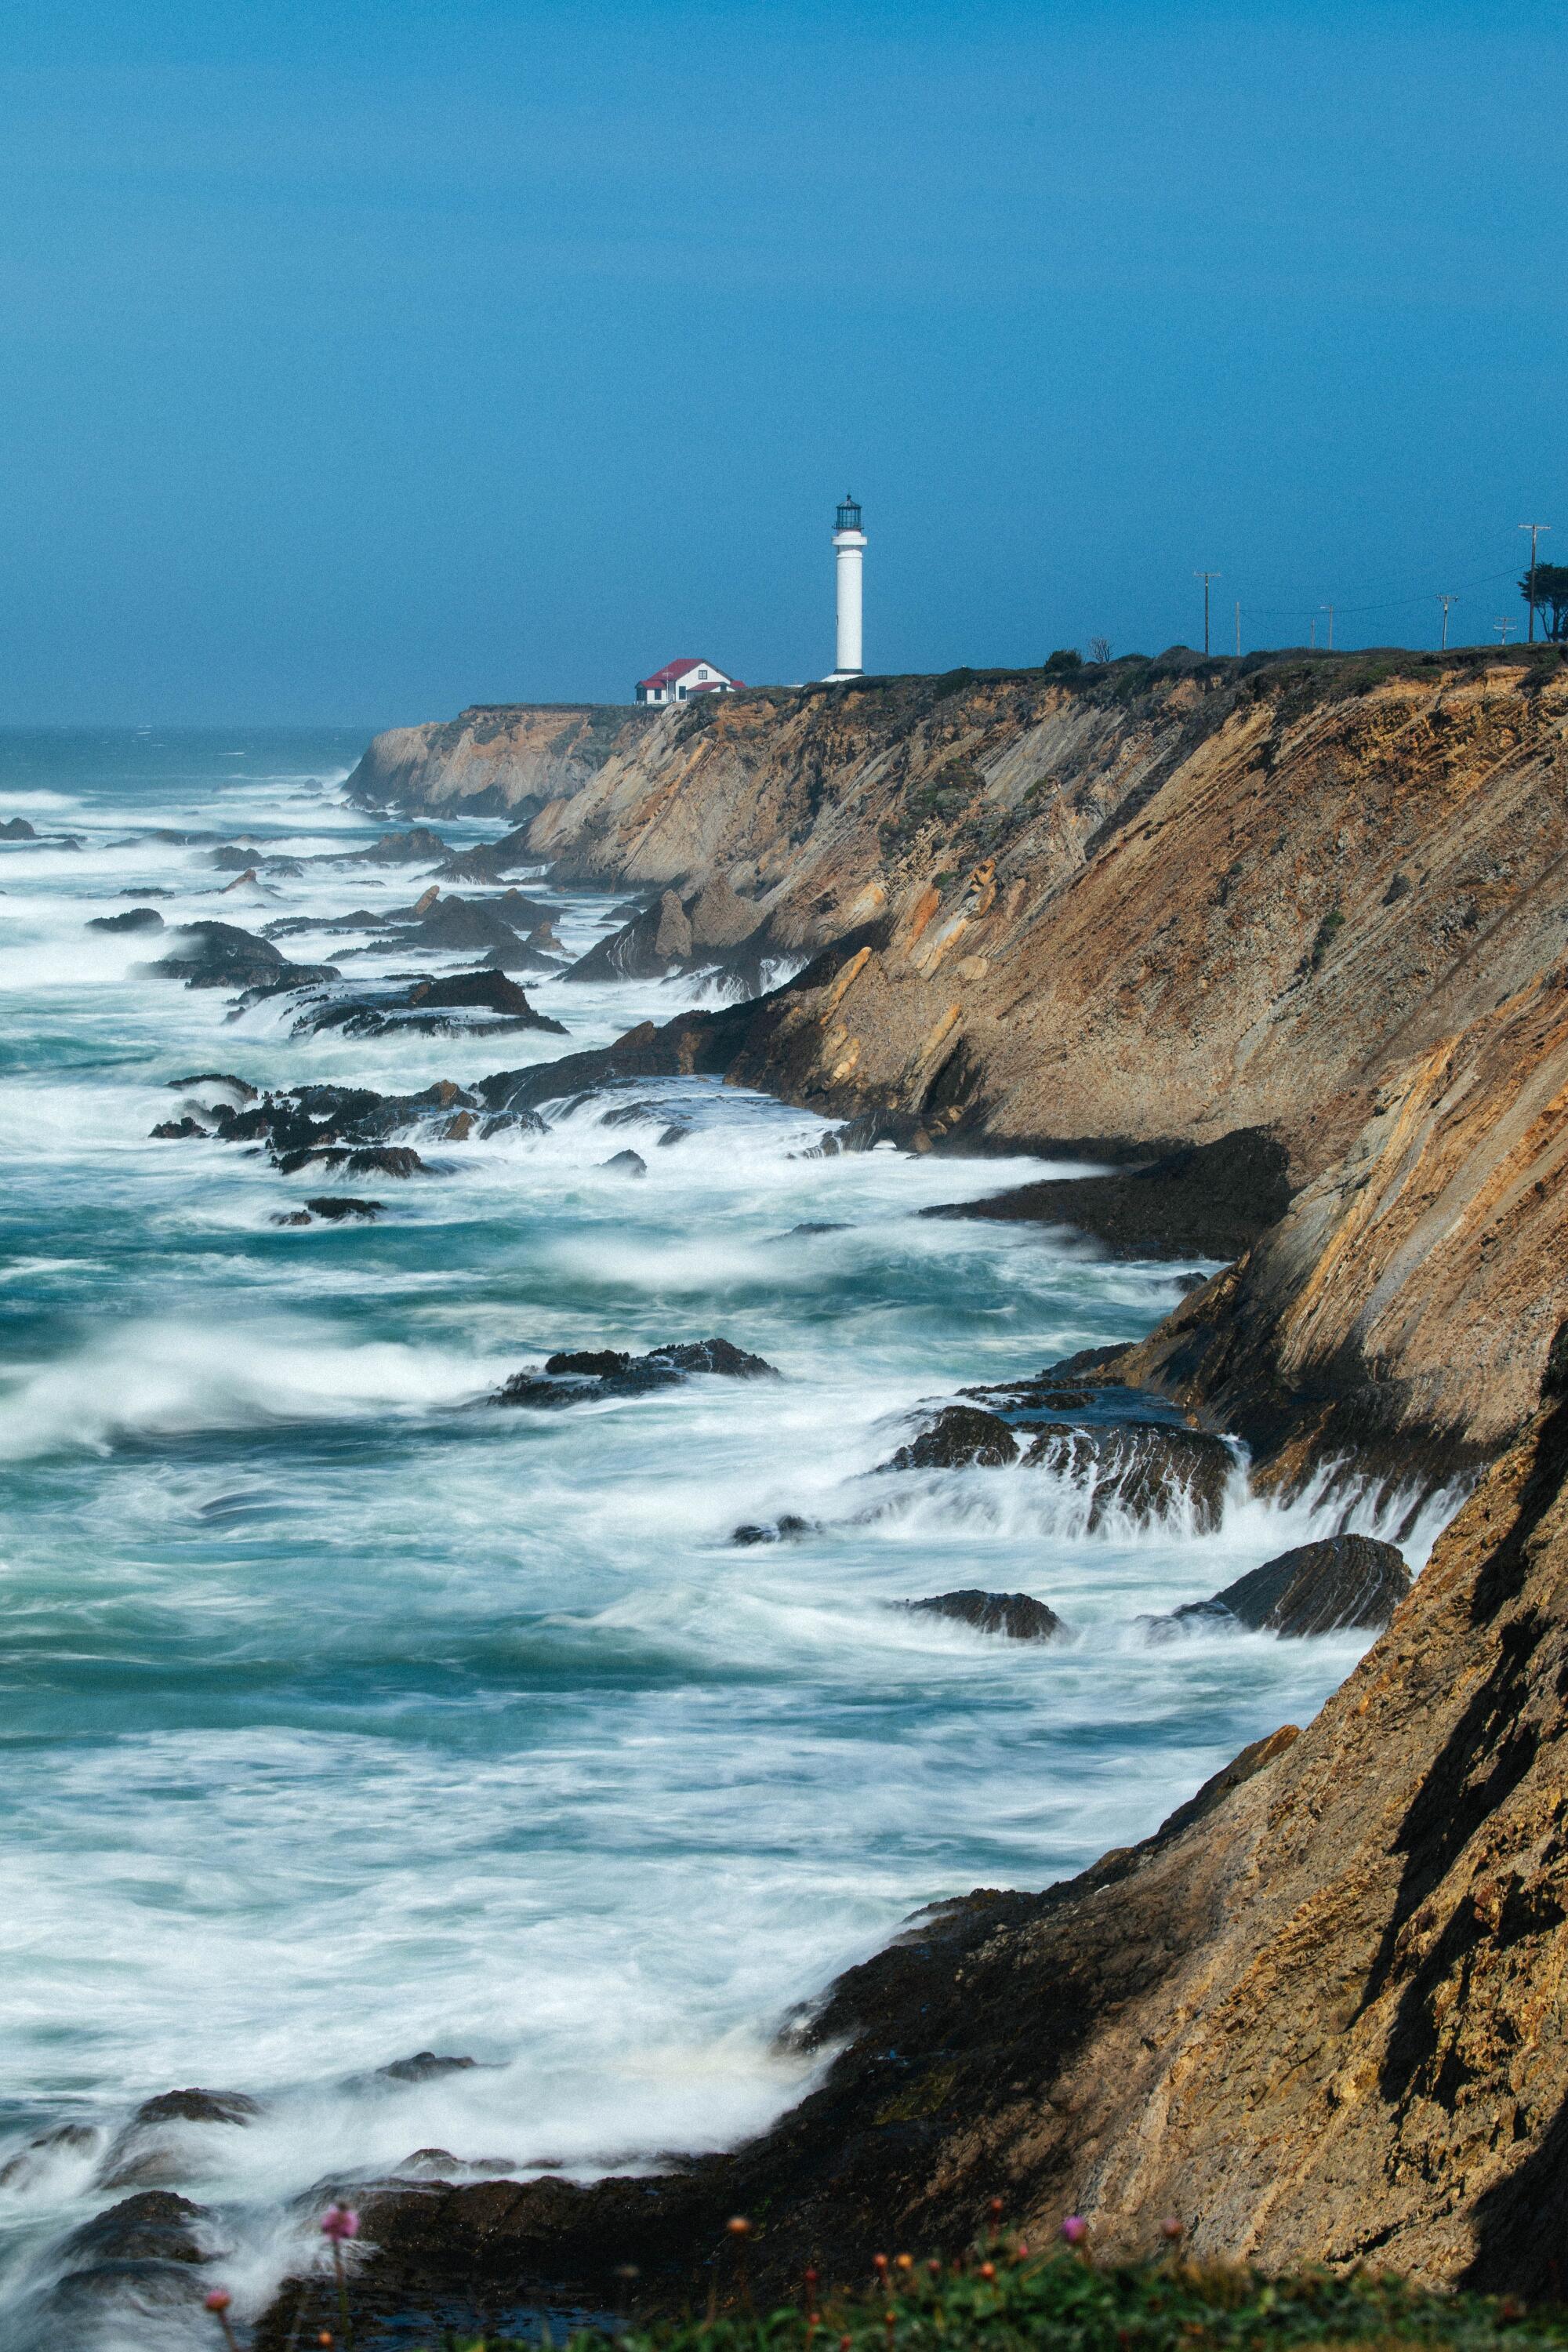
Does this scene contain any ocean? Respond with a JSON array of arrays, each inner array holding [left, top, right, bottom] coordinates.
[[0, 731, 1449, 2347]]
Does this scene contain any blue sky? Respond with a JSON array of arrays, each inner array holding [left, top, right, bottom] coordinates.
[[1, 0, 1563, 723]]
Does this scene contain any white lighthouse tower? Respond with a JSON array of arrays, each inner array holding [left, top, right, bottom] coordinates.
[[825, 492, 866, 681]]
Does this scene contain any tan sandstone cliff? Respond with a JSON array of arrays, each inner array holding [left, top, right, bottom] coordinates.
[[361, 651, 1568, 1483], [252, 652, 1568, 2333]]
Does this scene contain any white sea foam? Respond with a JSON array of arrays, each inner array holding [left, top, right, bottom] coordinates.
[[0, 736, 1469, 2348]]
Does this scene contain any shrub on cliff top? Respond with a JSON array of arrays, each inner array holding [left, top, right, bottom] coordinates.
[[421, 2242, 1568, 2352]]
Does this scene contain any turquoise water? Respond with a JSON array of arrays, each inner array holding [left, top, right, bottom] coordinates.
[[0, 733, 1446, 2345]]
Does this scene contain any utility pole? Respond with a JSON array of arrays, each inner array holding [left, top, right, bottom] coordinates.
[[1494, 616, 1516, 644], [1320, 603, 1335, 651], [1438, 593, 1457, 651], [1234, 600, 1241, 656], [1519, 523, 1551, 644], [1194, 571, 1221, 657], [1310, 618, 1316, 649]]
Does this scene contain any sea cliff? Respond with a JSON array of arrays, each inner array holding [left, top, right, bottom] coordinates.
[[307, 645, 1568, 2320]]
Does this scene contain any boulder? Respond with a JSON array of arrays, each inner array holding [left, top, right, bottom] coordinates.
[[1160, 1534, 1411, 1639], [305, 1196, 383, 1221], [60, 2190, 210, 2267], [151, 1117, 208, 1139], [0, 815, 36, 839], [879, 1405, 1020, 1472], [88, 906, 165, 932], [495, 1337, 778, 1409], [378, 2051, 478, 2083], [397, 894, 532, 956], [1022, 1419, 1236, 1533], [731, 1514, 817, 1545], [152, 921, 339, 995], [203, 845, 256, 870], [97, 2088, 259, 2190], [600, 1149, 647, 1177], [906, 1589, 1065, 1642], [273, 1145, 426, 1180], [296, 968, 567, 1039]]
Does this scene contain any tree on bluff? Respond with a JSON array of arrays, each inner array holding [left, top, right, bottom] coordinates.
[[1519, 561, 1568, 641]]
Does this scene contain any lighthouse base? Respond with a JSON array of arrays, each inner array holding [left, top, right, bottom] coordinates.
[[821, 670, 863, 684]]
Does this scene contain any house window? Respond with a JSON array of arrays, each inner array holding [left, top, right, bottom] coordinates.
[[698, 668, 709, 680]]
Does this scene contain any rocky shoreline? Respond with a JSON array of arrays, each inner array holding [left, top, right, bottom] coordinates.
[[235, 650, 1568, 2328]]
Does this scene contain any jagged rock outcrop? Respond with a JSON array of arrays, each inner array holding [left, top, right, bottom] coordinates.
[[347, 702, 659, 818], [1153, 1532, 1411, 1637]]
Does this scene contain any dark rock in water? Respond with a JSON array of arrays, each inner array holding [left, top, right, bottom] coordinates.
[[89, 905, 165, 932], [278, 1144, 426, 1179], [98, 2088, 259, 2189], [0, 2121, 100, 2188], [396, 893, 535, 957], [379, 2051, 478, 2083], [166, 1072, 258, 1101], [906, 1589, 1065, 1642], [495, 1337, 778, 1409], [919, 1127, 1294, 1265], [127, 2088, 260, 2129], [880, 1405, 1020, 1472], [296, 967, 567, 1040], [272, 1196, 384, 1227], [152, 920, 339, 995], [731, 1513, 817, 1545], [0, 815, 36, 839], [151, 1117, 209, 1140], [204, 844, 258, 870], [1160, 1534, 1411, 1639], [61, 2190, 211, 2267], [359, 826, 450, 863], [1022, 1420, 1236, 1532], [600, 1148, 647, 1177]]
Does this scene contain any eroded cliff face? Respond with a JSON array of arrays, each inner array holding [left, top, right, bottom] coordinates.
[[1111, 958, 1568, 1490], [742, 1383, 1568, 2295], [361, 652, 1568, 1479], [347, 702, 659, 818]]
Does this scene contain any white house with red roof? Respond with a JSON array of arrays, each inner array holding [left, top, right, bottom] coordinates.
[[635, 658, 743, 706]]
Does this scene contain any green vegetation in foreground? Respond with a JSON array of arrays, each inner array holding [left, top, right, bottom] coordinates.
[[419, 2238, 1567, 2352]]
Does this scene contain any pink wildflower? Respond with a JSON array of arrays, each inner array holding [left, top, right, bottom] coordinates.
[[321, 2203, 361, 2242], [1061, 2215, 1088, 2245]]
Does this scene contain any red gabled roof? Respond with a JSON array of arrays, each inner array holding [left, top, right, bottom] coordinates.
[[637, 657, 731, 690]]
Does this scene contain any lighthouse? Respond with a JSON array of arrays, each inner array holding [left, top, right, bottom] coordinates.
[[826, 492, 866, 681]]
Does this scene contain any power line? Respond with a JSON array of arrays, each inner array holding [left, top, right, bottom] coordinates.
[[1240, 561, 1518, 623]]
